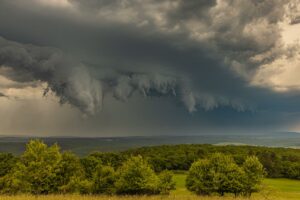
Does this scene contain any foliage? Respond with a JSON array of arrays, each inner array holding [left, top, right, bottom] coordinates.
[[186, 158, 213, 195], [92, 165, 116, 194], [1, 140, 299, 196], [115, 155, 160, 195], [242, 156, 265, 196], [124, 144, 300, 180], [3, 140, 62, 194], [0, 140, 89, 195], [0, 153, 17, 177], [2, 177, 300, 200], [80, 155, 102, 179], [157, 171, 176, 194], [89, 152, 126, 169], [57, 152, 87, 193], [186, 153, 264, 196], [59, 176, 92, 194], [0, 141, 176, 195]]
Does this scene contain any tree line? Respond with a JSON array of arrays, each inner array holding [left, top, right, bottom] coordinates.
[[123, 144, 300, 179], [0, 140, 297, 196], [0, 140, 175, 195]]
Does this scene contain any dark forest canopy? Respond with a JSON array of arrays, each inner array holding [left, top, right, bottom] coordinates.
[[1, 142, 300, 181], [125, 144, 300, 179]]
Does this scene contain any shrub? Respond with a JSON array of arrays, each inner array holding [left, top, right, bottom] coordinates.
[[186, 158, 213, 195], [0, 153, 17, 177], [242, 156, 265, 196], [59, 176, 92, 194], [209, 153, 244, 196], [0, 140, 91, 195], [80, 155, 102, 179], [186, 153, 264, 196], [157, 171, 176, 194], [0, 167, 31, 194], [57, 152, 88, 193], [115, 155, 160, 195], [92, 165, 117, 194], [1, 140, 63, 194]]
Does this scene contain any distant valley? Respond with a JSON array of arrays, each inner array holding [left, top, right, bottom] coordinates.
[[1, 132, 300, 156]]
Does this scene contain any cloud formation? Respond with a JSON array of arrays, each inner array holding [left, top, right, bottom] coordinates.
[[0, 0, 300, 135], [0, 36, 102, 114]]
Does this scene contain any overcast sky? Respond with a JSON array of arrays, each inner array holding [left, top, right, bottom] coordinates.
[[0, 0, 300, 137]]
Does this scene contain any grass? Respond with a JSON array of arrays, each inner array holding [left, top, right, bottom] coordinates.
[[260, 178, 300, 200], [263, 178, 300, 193], [0, 175, 299, 200], [171, 174, 300, 199], [170, 173, 190, 195]]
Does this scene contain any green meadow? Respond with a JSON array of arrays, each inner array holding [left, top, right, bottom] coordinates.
[[171, 173, 300, 199]]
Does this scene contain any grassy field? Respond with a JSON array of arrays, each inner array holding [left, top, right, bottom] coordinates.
[[0, 174, 299, 200], [170, 173, 300, 199], [173, 173, 300, 199]]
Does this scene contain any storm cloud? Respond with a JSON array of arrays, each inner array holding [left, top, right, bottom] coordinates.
[[0, 0, 300, 135]]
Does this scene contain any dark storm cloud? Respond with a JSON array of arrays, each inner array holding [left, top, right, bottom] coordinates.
[[0, 36, 103, 114], [0, 0, 300, 134], [69, 0, 292, 73]]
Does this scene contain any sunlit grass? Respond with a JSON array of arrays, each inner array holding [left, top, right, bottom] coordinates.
[[263, 178, 300, 193]]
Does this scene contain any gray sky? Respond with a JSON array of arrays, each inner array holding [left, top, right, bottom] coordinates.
[[0, 0, 300, 136]]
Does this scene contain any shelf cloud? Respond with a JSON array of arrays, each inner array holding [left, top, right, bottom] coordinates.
[[0, 0, 300, 136]]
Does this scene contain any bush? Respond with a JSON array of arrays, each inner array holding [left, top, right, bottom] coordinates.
[[186, 153, 264, 196], [0, 168, 31, 194], [0, 140, 91, 195], [115, 155, 160, 195], [0, 153, 17, 177], [242, 156, 265, 196], [92, 165, 117, 194], [59, 176, 92, 194], [1, 140, 63, 194], [80, 155, 102, 179], [186, 158, 213, 195], [57, 153, 92, 195], [157, 171, 176, 194], [209, 153, 244, 196]]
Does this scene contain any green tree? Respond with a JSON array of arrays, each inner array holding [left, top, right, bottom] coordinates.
[[92, 164, 116, 194], [56, 151, 87, 193], [89, 152, 126, 169], [242, 156, 265, 196], [157, 171, 176, 194], [0, 140, 93, 195], [186, 158, 213, 195], [22, 140, 61, 194], [0, 153, 17, 177], [80, 155, 102, 179], [115, 155, 160, 195], [59, 176, 92, 194], [0, 140, 62, 194], [186, 153, 247, 196], [209, 153, 244, 196]]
